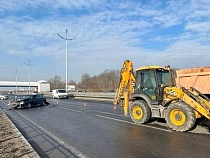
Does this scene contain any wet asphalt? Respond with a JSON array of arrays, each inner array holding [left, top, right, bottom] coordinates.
[[1, 98, 210, 158]]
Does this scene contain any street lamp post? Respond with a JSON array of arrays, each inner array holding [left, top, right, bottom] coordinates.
[[65, 30, 68, 92], [14, 70, 19, 94], [24, 60, 34, 93], [58, 29, 75, 92]]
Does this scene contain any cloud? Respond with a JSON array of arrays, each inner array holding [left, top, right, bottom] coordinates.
[[0, 0, 210, 82], [185, 22, 210, 32]]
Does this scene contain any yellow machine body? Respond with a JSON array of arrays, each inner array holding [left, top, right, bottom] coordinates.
[[113, 60, 210, 132]]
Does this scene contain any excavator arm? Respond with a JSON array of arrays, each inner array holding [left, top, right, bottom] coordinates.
[[181, 87, 210, 119], [165, 86, 210, 120], [113, 60, 136, 111]]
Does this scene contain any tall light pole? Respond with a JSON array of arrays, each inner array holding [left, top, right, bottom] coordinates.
[[24, 60, 34, 93], [14, 70, 19, 94], [58, 29, 75, 92]]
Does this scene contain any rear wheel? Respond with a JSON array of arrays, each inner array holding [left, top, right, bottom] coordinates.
[[166, 102, 196, 132], [41, 101, 45, 106], [130, 100, 151, 124]]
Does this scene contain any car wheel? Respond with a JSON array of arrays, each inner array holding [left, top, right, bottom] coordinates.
[[27, 103, 32, 108], [41, 101, 45, 106]]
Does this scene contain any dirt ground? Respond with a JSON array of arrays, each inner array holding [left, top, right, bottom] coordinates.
[[0, 109, 40, 158]]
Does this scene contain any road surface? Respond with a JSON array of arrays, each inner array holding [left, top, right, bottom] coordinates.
[[1, 98, 210, 158]]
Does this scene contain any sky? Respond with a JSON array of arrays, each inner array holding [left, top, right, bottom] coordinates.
[[0, 0, 210, 83]]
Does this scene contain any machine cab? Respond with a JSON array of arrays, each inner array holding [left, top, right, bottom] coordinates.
[[134, 66, 174, 104]]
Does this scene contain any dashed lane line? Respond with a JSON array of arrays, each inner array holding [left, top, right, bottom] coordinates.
[[90, 109, 123, 117], [96, 114, 172, 132], [57, 106, 84, 113], [51, 105, 171, 132]]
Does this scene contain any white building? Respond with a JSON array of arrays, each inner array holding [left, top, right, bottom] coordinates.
[[0, 80, 50, 93]]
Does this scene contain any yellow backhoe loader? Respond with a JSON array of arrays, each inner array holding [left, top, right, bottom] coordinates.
[[113, 60, 210, 132]]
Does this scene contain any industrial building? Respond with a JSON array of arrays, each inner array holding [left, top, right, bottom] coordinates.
[[0, 80, 50, 93]]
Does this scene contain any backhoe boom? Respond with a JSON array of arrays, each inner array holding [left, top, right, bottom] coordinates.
[[113, 60, 136, 112]]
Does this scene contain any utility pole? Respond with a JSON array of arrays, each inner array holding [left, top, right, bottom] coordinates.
[[14, 70, 19, 94], [58, 29, 75, 92], [24, 60, 34, 93]]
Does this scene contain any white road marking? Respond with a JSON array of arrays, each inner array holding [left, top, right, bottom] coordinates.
[[2, 101, 88, 157], [57, 106, 84, 113], [43, 102, 172, 133], [7, 109, 88, 158], [3, 101, 12, 108], [91, 109, 123, 117], [96, 114, 171, 132], [3, 101, 170, 134]]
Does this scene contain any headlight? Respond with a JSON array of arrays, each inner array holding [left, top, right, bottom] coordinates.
[[20, 101, 25, 105]]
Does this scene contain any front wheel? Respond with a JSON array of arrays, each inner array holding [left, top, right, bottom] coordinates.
[[130, 100, 151, 124], [27, 103, 32, 108], [41, 101, 45, 106], [165, 102, 196, 132]]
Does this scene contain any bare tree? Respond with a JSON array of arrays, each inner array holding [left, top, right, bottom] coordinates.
[[48, 75, 65, 89], [68, 80, 76, 85], [49, 69, 120, 92], [77, 70, 120, 92]]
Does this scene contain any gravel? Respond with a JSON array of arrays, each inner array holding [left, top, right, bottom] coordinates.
[[0, 109, 40, 158]]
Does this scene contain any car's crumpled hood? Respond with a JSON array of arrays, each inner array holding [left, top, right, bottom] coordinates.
[[15, 98, 31, 102]]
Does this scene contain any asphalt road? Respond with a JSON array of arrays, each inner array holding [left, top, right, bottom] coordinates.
[[1, 98, 210, 158]]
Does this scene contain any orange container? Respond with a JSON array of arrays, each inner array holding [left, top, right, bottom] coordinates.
[[176, 66, 210, 95]]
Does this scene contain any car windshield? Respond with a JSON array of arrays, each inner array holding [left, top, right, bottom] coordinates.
[[24, 95, 34, 99], [58, 90, 66, 93], [16, 95, 34, 100]]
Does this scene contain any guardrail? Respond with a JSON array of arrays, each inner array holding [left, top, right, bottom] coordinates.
[[70, 92, 115, 99], [42, 92, 115, 99]]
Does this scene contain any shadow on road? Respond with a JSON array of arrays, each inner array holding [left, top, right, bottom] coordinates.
[[5, 109, 80, 158]]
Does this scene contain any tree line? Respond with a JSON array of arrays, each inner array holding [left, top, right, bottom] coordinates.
[[48, 69, 120, 92]]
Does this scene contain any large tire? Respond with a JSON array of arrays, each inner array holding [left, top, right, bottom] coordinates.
[[130, 100, 151, 124], [166, 102, 196, 132]]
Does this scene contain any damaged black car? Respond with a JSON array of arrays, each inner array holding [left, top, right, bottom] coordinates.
[[9, 93, 49, 109]]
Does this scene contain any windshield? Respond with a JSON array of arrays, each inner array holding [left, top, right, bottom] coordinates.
[[25, 95, 34, 99], [156, 69, 171, 86], [15, 95, 34, 101], [58, 90, 66, 93]]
